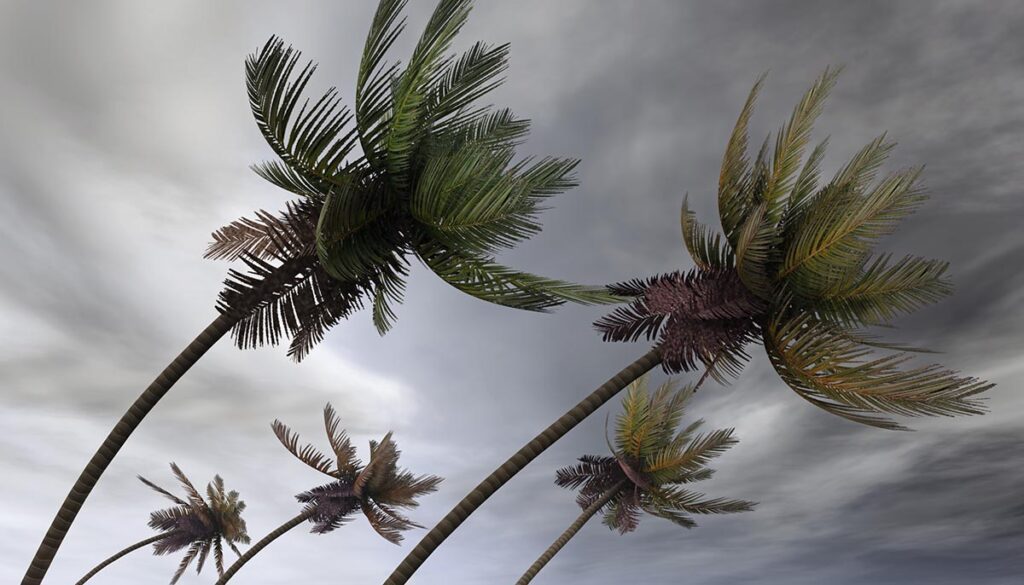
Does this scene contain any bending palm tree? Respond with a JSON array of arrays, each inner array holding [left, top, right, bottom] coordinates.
[[383, 67, 996, 584], [77, 464, 249, 584], [216, 404, 441, 583], [517, 375, 753, 584], [23, 1, 616, 581]]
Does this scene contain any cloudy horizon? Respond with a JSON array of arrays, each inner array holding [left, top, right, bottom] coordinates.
[[2, 1, 1022, 584]]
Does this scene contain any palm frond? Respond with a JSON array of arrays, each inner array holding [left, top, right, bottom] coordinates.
[[170, 541, 202, 585], [205, 198, 320, 262], [680, 194, 732, 270], [764, 312, 992, 429], [138, 475, 187, 506], [323, 404, 362, 477], [356, 0, 408, 168], [418, 241, 620, 311], [246, 37, 359, 188], [424, 40, 510, 132], [719, 72, 767, 247], [554, 455, 618, 491], [271, 419, 337, 476], [384, 0, 474, 190]]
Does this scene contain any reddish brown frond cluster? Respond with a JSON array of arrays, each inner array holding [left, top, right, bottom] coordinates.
[[595, 268, 765, 378]]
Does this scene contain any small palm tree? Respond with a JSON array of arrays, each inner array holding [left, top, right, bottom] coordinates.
[[24, 1, 615, 581], [383, 68, 996, 584], [215, 404, 441, 583], [76, 464, 249, 584], [516, 376, 753, 584]]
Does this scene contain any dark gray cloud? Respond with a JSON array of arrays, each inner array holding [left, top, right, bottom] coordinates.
[[1, 1, 1021, 584]]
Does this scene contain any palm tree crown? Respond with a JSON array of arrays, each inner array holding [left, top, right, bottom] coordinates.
[[137, 463, 250, 583], [273, 403, 442, 543], [558, 375, 754, 534], [208, 0, 618, 361], [596, 67, 994, 429]]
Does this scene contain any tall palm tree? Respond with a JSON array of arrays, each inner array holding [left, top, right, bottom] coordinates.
[[215, 403, 441, 583], [76, 464, 249, 584], [516, 375, 753, 584], [382, 67, 996, 584], [23, 1, 616, 582]]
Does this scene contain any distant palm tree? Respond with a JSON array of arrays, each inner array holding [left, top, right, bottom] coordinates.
[[76, 464, 249, 584], [516, 375, 753, 584], [23, 1, 616, 581], [215, 404, 441, 583], [383, 67, 996, 584]]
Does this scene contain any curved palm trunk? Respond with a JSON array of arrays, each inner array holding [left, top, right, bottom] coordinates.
[[23, 257, 312, 585], [516, 481, 625, 585], [383, 348, 661, 585], [216, 510, 315, 584], [75, 531, 178, 585]]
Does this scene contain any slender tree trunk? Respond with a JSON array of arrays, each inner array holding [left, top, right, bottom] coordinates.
[[515, 481, 625, 585], [383, 348, 662, 585], [216, 510, 315, 584], [23, 257, 313, 585], [75, 531, 178, 585]]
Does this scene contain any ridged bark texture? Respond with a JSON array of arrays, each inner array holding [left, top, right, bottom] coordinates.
[[75, 532, 176, 584], [382, 349, 662, 585], [215, 510, 314, 584], [23, 258, 311, 585], [515, 481, 625, 585]]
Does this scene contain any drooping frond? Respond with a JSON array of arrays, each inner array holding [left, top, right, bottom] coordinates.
[[272, 419, 337, 476], [417, 241, 621, 311], [602, 489, 643, 534], [644, 485, 755, 517], [246, 37, 360, 189], [763, 312, 991, 430], [170, 542, 203, 585], [410, 138, 579, 256], [296, 480, 360, 534], [205, 198, 321, 262], [680, 194, 732, 270]]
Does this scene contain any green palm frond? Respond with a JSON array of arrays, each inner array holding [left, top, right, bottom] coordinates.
[[814, 253, 952, 327], [384, 0, 472, 190], [764, 312, 991, 430], [424, 40, 510, 133], [416, 241, 620, 311], [355, 0, 407, 168], [680, 194, 732, 270], [719, 72, 766, 247], [764, 66, 841, 224], [246, 37, 359, 190]]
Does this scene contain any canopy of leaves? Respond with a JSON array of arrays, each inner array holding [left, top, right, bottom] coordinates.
[[273, 403, 442, 543], [138, 464, 250, 584], [596, 68, 994, 429], [555, 375, 753, 534]]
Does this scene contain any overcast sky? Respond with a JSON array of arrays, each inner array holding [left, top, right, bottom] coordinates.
[[2, 1, 1023, 584]]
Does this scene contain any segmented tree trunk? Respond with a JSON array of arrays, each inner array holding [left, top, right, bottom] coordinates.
[[383, 349, 662, 585], [23, 258, 312, 585], [75, 532, 178, 584], [515, 481, 625, 585], [215, 510, 315, 584]]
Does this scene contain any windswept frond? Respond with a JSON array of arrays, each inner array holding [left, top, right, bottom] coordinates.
[[272, 419, 337, 476], [764, 313, 991, 429], [356, 0, 408, 168], [719, 72, 767, 246], [680, 194, 732, 270]]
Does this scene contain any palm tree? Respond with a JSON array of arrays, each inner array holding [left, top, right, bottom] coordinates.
[[215, 403, 441, 583], [76, 464, 249, 584], [516, 375, 753, 584], [382, 67, 996, 584], [23, 1, 617, 581]]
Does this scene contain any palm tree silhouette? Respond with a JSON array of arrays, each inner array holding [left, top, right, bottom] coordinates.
[[23, 1, 616, 581], [516, 375, 753, 584], [76, 463, 249, 584], [215, 403, 441, 583], [383, 67, 996, 584]]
